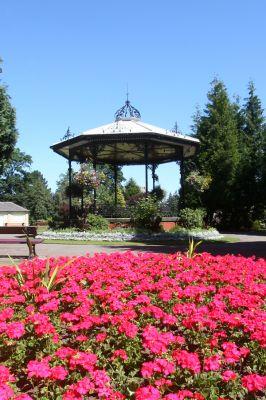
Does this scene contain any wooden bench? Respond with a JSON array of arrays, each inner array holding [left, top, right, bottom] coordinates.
[[0, 226, 43, 259]]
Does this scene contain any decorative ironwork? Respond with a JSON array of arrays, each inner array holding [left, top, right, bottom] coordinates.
[[114, 99, 141, 121], [171, 121, 181, 134], [61, 126, 74, 141]]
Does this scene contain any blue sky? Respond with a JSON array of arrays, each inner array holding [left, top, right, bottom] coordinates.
[[1, 0, 266, 194]]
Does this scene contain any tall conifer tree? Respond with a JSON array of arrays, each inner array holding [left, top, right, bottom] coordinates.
[[237, 82, 266, 224], [194, 79, 240, 225], [0, 60, 18, 174]]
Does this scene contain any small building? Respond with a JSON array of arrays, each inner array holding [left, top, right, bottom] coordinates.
[[0, 202, 29, 227]]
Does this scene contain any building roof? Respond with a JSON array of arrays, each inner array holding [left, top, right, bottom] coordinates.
[[0, 202, 29, 212], [51, 117, 199, 165]]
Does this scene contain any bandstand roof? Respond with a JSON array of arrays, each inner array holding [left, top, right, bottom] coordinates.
[[51, 100, 199, 165]]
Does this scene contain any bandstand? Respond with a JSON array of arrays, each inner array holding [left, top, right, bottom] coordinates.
[[50, 99, 199, 222]]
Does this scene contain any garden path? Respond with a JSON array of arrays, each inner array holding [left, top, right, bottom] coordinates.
[[0, 233, 265, 265]]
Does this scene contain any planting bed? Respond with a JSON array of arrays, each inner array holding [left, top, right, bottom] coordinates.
[[0, 252, 265, 399]]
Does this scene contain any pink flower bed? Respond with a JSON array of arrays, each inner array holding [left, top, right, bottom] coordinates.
[[0, 252, 265, 399]]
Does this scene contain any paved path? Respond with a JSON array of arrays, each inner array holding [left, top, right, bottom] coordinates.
[[0, 233, 265, 265]]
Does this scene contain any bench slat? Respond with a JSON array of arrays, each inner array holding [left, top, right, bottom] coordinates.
[[0, 239, 43, 244]]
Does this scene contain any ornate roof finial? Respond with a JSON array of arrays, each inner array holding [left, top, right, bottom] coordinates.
[[114, 91, 141, 121], [61, 126, 74, 141], [171, 122, 181, 134], [126, 83, 129, 102]]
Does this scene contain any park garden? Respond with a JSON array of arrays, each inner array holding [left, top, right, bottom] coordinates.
[[0, 59, 265, 399]]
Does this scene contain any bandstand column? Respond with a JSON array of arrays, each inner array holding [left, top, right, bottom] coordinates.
[[68, 159, 72, 226], [145, 143, 148, 196], [179, 150, 185, 205], [114, 165, 118, 207], [152, 164, 156, 191], [93, 161, 97, 214]]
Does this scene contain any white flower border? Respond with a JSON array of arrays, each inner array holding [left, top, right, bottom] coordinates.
[[38, 229, 223, 242]]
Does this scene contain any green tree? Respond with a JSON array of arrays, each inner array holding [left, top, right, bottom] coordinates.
[[193, 79, 240, 226], [0, 61, 18, 174], [22, 170, 54, 222], [0, 149, 53, 222], [124, 178, 141, 199], [0, 148, 32, 201], [164, 191, 179, 215], [236, 82, 266, 225]]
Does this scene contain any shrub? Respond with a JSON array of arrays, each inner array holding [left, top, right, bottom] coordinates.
[[178, 207, 206, 229], [87, 213, 109, 231], [0, 253, 265, 399], [132, 196, 162, 231], [252, 219, 266, 231], [150, 185, 166, 202]]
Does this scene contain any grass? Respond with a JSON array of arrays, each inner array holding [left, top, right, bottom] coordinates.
[[43, 239, 149, 246], [43, 235, 237, 246]]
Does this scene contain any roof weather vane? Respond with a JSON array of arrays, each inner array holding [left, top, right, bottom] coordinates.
[[172, 122, 181, 134], [61, 126, 74, 141], [114, 87, 141, 121]]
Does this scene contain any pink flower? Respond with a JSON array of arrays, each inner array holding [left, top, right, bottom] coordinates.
[[141, 359, 175, 378], [135, 385, 161, 400], [27, 360, 51, 378], [242, 374, 266, 392], [173, 350, 201, 374], [142, 325, 175, 354], [76, 334, 88, 342], [5, 321, 25, 339], [96, 332, 107, 342], [50, 366, 68, 380], [14, 395, 34, 400], [0, 365, 14, 383], [0, 384, 14, 400], [111, 349, 128, 361], [203, 355, 221, 371], [222, 370, 237, 382]]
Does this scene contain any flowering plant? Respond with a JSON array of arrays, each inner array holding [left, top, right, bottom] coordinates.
[[186, 170, 212, 193], [0, 252, 265, 399], [74, 164, 105, 190]]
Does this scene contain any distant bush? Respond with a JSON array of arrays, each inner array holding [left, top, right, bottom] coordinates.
[[132, 196, 162, 231], [87, 213, 109, 231], [178, 208, 206, 229], [150, 185, 166, 202], [251, 219, 266, 231]]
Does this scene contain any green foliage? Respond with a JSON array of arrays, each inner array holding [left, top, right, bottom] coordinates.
[[116, 187, 126, 208], [184, 79, 266, 229], [196, 80, 240, 223], [0, 148, 32, 199], [124, 178, 141, 199], [164, 191, 179, 215], [233, 82, 266, 226], [0, 148, 53, 222], [251, 219, 266, 231], [186, 237, 203, 258], [87, 213, 109, 231], [132, 196, 162, 231], [185, 170, 212, 193], [178, 208, 205, 229], [0, 64, 18, 174], [22, 170, 54, 222], [150, 185, 165, 201]]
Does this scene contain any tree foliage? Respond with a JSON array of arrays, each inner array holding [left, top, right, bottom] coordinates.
[[234, 82, 266, 225], [0, 148, 53, 222], [0, 62, 18, 174], [183, 79, 265, 228], [124, 178, 141, 199]]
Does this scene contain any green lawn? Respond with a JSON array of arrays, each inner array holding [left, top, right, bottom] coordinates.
[[43, 239, 149, 246], [43, 236, 237, 246]]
